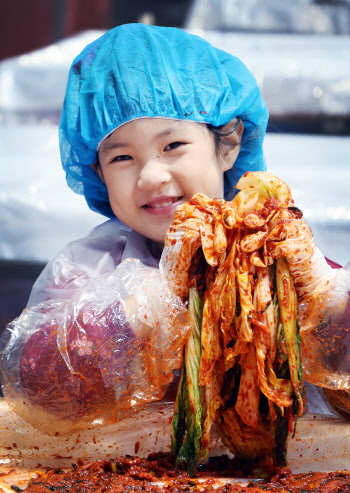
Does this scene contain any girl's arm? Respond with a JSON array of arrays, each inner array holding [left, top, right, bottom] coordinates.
[[0, 252, 190, 432]]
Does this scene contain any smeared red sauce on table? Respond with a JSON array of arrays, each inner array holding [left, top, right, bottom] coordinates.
[[16, 453, 350, 492]]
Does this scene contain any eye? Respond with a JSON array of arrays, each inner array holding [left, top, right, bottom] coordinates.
[[164, 141, 184, 151], [111, 154, 132, 163]]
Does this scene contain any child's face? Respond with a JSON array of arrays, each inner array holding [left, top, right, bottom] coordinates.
[[97, 118, 239, 244]]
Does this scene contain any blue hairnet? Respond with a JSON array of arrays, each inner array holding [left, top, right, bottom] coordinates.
[[59, 24, 269, 218]]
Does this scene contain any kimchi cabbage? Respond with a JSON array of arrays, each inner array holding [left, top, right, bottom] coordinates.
[[164, 172, 307, 475]]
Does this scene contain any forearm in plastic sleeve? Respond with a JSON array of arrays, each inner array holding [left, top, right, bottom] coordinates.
[[0, 259, 191, 434], [300, 261, 350, 395], [287, 247, 339, 303]]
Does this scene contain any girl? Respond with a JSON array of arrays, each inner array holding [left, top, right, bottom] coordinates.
[[1, 24, 349, 427]]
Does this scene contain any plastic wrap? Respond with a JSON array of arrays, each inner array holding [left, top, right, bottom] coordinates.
[[0, 259, 191, 434], [300, 265, 350, 396]]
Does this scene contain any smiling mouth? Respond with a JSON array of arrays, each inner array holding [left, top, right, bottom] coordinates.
[[142, 196, 184, 209]]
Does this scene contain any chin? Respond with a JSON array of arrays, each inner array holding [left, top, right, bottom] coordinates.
[[149, 233, 167, 244], [142, 227, 168, 244], [144, 222, 173, 244]]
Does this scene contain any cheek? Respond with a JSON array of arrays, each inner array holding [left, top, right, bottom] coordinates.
[[186, 154, 224, 195], [104, 171, 132, 210]]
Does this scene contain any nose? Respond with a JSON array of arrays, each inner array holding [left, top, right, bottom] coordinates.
[[137, 158, 172, 190]]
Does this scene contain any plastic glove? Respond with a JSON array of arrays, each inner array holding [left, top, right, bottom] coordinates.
[[0, 259, 190, 433], [264, 209, 349, 337], [265, 209, 337, 303]]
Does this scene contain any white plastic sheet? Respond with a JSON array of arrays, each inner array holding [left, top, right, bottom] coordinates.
[[1, 125, 349, 266], [186, 29, 350, 118], [1, 28, 350, 122], [0, 31, 104, 123], [0, 398, 350, 473], [186, 0, 350, 35], [0, 125, 101, 262]]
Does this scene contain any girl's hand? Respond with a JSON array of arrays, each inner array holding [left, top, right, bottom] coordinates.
[[265, 212, 337, 304], [263, 213, 350, 410]]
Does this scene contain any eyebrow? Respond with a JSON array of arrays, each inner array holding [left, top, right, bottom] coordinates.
[[101, 125, 182, 154], [155, 128, 176, 138], [101, 141, 127, 153]]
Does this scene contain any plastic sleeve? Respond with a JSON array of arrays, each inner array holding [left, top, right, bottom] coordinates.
[[0, 259, 190, 433]]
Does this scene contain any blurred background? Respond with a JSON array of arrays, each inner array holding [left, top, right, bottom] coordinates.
[[1, 0, 350, 333]]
